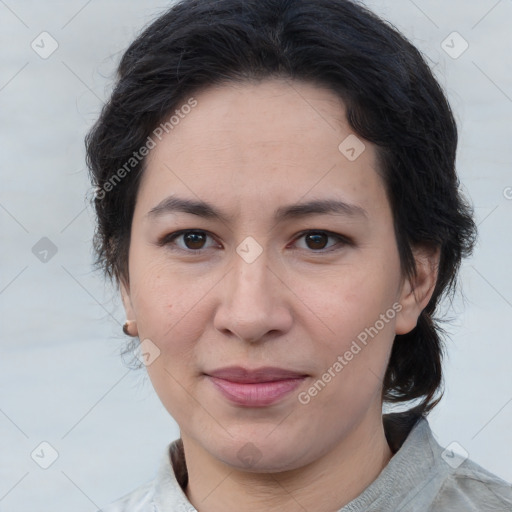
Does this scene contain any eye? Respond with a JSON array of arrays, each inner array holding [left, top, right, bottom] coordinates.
[[158, 230, 219, 252], [292, 230, 352, 252], [158, 229, 352, 254]]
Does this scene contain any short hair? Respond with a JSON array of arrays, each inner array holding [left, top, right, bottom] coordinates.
[[85, 0, 477, 420]]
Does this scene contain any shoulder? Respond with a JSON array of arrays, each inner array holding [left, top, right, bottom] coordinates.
[[98, 439, 191, 512], [410, 417, 512, 511], [432, 457, 512, 511], [376, 413, 512, 512], [99, 479, 156, 512]]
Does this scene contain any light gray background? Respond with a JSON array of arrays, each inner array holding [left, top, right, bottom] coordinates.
[[1, 0, 511, 510]]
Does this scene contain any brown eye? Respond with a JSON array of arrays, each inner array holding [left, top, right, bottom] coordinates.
[[182, 231, 207, 250], [159, 230, 218, 252], [293, 230, 352, 253], [305, 232, 329, 250]]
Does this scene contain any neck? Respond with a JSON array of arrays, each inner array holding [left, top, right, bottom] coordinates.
[[182, 411, 393, 512]]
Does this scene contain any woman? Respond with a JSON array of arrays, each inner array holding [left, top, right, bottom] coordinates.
[[86, 0, 512, 510]]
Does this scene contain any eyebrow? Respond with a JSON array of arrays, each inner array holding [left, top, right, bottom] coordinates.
[[146, 196, 368, 223]]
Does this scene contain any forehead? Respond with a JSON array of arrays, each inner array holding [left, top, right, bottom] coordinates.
[[138, 79, 388, 219]]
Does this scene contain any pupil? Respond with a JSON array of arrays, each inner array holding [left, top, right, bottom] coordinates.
[[306, 233, 327, 250], [185, 232, 205, 249]]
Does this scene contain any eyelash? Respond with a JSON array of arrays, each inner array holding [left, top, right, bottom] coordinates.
[[157, 229, 353, 254]]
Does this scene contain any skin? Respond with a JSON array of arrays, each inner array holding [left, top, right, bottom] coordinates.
[[120, 78, 439, 512]]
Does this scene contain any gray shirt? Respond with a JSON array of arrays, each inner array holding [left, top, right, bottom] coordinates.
[[99, 417, 512, 511]]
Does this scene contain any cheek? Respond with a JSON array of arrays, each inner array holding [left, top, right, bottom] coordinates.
[[128, 254, 228, 371], [133, 266, 213, 419], [295, 261, 400, 342], [292, 260, 400, 408], [299, 283, 398, 422]]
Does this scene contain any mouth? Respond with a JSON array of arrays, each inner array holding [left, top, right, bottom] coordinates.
[[204, 366, 308, 407]]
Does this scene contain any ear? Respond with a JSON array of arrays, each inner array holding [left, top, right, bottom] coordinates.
[[120, 278, 137, 327], [395, 245, 440, 335]]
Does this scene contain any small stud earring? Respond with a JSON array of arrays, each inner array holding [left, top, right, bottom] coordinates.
[[123, 321, 136, 336]]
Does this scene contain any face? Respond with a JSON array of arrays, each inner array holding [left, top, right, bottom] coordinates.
[[121, 78, 433, 472]]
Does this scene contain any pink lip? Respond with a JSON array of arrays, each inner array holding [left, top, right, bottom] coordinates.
[[205, 366, 307, 407]]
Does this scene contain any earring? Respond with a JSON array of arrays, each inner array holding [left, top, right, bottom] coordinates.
[[123, 320, 137, 336]]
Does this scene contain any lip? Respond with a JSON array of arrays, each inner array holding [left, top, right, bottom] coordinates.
[[207, 366, 307, 383], [205, 366, 308, 407]]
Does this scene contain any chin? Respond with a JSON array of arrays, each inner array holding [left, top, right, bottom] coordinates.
[[205, 432, 315, 473]]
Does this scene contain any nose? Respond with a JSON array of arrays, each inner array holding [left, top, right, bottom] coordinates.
[[213, 253, 293, 343]]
